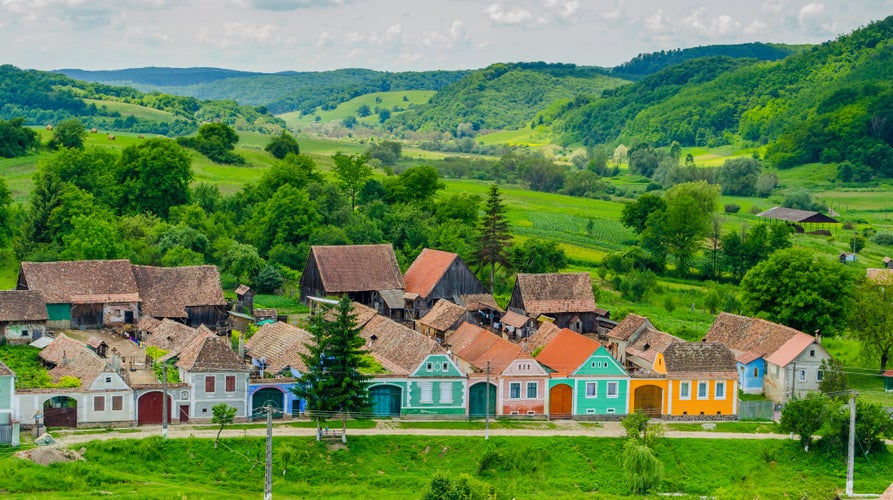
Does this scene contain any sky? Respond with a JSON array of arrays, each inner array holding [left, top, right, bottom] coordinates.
[[1, 0, 890, 73]]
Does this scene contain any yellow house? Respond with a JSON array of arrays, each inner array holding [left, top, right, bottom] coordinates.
[[659, 342, 738, 418]]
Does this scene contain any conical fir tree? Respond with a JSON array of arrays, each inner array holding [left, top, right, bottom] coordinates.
[[477, 184, 512, 293]]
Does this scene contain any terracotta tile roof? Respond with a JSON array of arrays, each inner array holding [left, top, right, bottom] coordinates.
[[500, 310, 530, 329], [86, 336, 105, 349], [448, 322, 522, 374], [360, 315, 443, 375], [663, 342, 738, 379], [626, 327, 683, 364], [39, 333, 89, 366], [176, 331, 248, 372], [40, 333, 113, 389], [310, 244, 404, 293], [0, 290, 47, 321], [607, 313, 652, 341], [867, 268, 893, 285], [534, 328, 600, 376], [245, 321, 312, 374], [0, 359, 13, 376], [132, 265, 225, 319], [403, 248, 458, 298], [322, 301, 378, 328], [704, 312, 819, 368], [526, 322, 561, 352], [137, 316, 161, 332], [19, 259, 139, 304], [144, 319, 204, 355], [418, 299, 467, 331], [235, 284, 252, 295], [514, 272, 597, 315], [458, 294, 504, 312]]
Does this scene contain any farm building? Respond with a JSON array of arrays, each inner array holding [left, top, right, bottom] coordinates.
[[416, 299, 468, 343], [17, 260, 141, 329], [757, 206, 838, 234], [299, 245, 405, 313], [604, 313, 655, 364], [507, 273, 601, 333], [0, 290, 48, 344], [234, 284, 255, 314], [402, 249, 485, 319], [703, 312, 831, 403], [132, 265, 227, 328], [457, 293, 503, 327]]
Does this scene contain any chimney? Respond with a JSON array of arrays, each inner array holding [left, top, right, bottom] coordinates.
[[814, 329, 821, 344], [62, 350, 68, 366]]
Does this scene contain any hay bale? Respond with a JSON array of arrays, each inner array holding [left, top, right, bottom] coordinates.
[[107, 134, 116, 140], [46, 124, 54, 131], [90, 128, 98, 134]]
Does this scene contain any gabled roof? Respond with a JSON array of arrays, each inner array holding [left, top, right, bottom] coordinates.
[[360, 315, 443, 375], [40, 333, 113, 389], [19, 259, 139, 304], [534, 328, 600, 376], [607, 313, 653, 341], [662, 342, 737, 379], [403, 248, 458, 298], [39, 333, 90, 366], [526, 322, 561, 352], [704, 312, 820, 368], [867, 268, 893, 285], [322, 301, 378, 328], [448, 322, 522, 374], [458, 294, 504, 312], [418, 299, 466, 331], [514, 273, 597, 315], [245, 321, 312, 374], [308, 244, 404, 293], [757, 206, 838, 224], [132, 265, 225, 319], [626, 327, 683, 365], [144, 318, 204, 356], [0, 290, 48, 322], [500, 310, 530, 329], [176, 331, 248, 372], [0, 360, 13, 376]]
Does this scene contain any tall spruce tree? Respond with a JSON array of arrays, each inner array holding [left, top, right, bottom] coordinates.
[[477, 184, 512, 293], [292, 296, 369, 443]]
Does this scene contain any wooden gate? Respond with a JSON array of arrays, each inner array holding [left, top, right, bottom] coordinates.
[[179, 404, 190, 423], [549, 384, 573, 419], [43, 396, 78, 428], [633, 385, 663, 416], [138, 392, 171, 425], [369, 385, 402, 417], [71, 303, 103, 328], [251, 388, 285, 420], [468, 383, 496, 417]]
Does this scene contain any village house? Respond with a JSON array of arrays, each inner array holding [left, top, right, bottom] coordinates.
[[17, 260, 141, 329], [132, 265, 227, 328], [657, 342, 738, 419], [416, 299, 468, 343], [456, 293, 504, 328], [244, 321, 311, 418], [0, 361, 19, 446], [603, 313, 654, 364], [174, 332, 251, 422], [703, 312, 831, 403], [402, 248, 485, 319], [0, 290, 48, 344], [299, 244, 405, 317], [507, 273, 602, 333], [142, 318, 206, 359]]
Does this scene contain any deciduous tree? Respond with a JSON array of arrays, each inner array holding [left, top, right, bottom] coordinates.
[[332, 152, 372, 210], [264, 131, 300, 159], [779, 393, 827, 451], [116, 138, 192, 218], [848, 278, 893, 371], [48, 118, 86, 150], [211, 403, 237, 449]]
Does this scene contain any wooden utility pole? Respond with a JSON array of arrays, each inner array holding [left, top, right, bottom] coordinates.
[[265, 405, 273, 500], [485, 361, 490, 441], [161, 361, 168, 440], [846, 391, 857, 497]]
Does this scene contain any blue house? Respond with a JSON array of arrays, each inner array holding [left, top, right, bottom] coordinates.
[[244, 321, 313, 418]]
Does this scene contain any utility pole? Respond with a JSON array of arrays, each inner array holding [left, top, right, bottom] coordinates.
[[161, 361, 168, 440], [265, 405, 273, 500], [846, 391, 857, 497], [485, 361, 490, 441]]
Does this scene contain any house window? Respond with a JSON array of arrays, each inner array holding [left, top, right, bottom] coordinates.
[[426, 362, 433, 372], [226, 375, 236, 392], [180, 390, 189, 400], [606, 408, 615, 414], [442, 362, 448, 371], [510, 382, 521, 399], [586, 381, 597, 398], [817, 370, 824, 382], [591, 362, 596, 368], [105, 376, 112, 383], [21, 330, 29, 337], [697, 381, 708, 400], [526, 382, 537, 399], [715, 381, 726, 400], [94, 396, 105, 412], [112, 395, 123, 411], [810, 349, 815, 357], [680, 381, 691, 400], [420, 383, 433, 403], [205, 376, 215, 393], [438, 383, 452, 404], [753, 367, 759, 378], [606, 381, 618, 398], [798, 369, 807, 383]]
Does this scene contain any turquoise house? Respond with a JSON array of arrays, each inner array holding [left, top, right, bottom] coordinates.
[[570, 346, 630, 417], [404, 354, 466, 416], [0, 361, 19, 446]]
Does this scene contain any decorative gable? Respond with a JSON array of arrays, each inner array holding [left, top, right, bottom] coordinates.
[[501, 357, 548, 377], [652, 352, 667, 375], [411, 354, 463, 377], [572, 346, 628, 377]]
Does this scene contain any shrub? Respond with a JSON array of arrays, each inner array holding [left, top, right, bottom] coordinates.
[[622, 439, 663, 495], [424, 473, 494, 500], [749, 205, 763, 215], [872, 232, 893, 246], [724, 203, 741, 213]]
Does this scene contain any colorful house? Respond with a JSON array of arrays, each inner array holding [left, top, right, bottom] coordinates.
[[175, 333, 251, 422], [244, 321, 311, 418], [403, 248, 485, 319], [658, 342, 738, 419], [531, 326, 598, 418], [570, 346, 630, 418], [499, 354, 549, 417], [404, 353, 466, 417]]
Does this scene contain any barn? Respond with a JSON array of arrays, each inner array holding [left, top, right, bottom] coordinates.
[[507, 273, 601, 333], [299, 244, 404, 311], [403, 248, 485, 319], [132, 265, 227, 328]]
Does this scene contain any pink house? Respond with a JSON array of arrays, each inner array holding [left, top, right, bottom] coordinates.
[[498, 353, 549, 416]]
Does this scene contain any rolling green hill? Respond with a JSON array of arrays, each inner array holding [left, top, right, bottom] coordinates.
[[612, 42, 806, 78], [280, 90, 435, 128]]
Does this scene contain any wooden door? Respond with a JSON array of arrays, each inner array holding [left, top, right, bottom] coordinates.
[[370, 385, 402, 417], [252, 388, 285, 419], [43, 397, 78, 428], [138, 392, 171, 425], [179, 405, 189, 423], [468, 383, 496, 417], [633, 385, 663, 416], [549, 384, 572, 419]]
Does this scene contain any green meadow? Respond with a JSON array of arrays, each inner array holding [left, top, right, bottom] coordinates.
[[278, 90, 435, 128]]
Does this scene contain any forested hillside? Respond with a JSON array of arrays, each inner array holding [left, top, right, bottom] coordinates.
[[0, 65, 284, 135], [556, 16, 893, 178], [390, 62, 630, 132], [612, 42, 804, 78]]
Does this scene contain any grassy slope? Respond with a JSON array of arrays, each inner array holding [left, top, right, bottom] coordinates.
[[278, 90, 435, 128], [83, 99, 179, 123], [1, 435, 890, 498]]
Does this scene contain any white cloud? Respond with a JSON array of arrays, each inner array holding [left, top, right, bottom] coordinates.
[[743, 20, 768, 35], [250, 0, 350, 11], [483, 3, 533, 25], [317, 31, 334, 46], [198, 21, 286, 48], [798, 2, 836, 34]]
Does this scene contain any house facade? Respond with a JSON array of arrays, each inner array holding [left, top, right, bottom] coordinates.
[[658, 342, 738, 419], [175, 334, 251, 422], [498, 356, 548, 416], [571, 346, 630, 418], [0, 290, 47, 344], [404, 354, 466, 416]]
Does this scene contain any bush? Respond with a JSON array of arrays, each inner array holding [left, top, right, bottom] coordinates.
[[724, 203, 741, 213], [424, 473, 494, 500], [622, 439, 663, 495], [872, 232, 893, 246]]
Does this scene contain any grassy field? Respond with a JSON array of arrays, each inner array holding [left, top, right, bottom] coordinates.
[[83, 99, 179, 123], [1, 435, 890, 498], [278, 90, 435, 128]]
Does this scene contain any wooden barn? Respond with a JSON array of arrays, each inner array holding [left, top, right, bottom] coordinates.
[[0, 290, 48, 344], [17, 260, 140, 329], [299, 244, 405, 311], [403, 249, 485, 319], [132, 265, 227, 328], [507, 273, 601, 333]]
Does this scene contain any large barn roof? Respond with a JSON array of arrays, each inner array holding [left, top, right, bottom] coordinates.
[[309, 244, 404, 293], [132, 265, 225, 319], [757, 207, 838, 224], [19, 259, 139, 304], [514, 273, 597, 315], [403, 248, 458, 298], [0, 290, 48, 322]]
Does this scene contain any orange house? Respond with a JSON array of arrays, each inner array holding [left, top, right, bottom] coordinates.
[[657, 342, 738, 418]]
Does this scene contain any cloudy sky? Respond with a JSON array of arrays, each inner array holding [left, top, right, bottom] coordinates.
[[1, 0, 889, 73]]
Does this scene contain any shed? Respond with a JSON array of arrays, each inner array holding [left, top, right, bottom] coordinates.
[[883, 370, 893, 392], [299, 244, 404, 307], [884, 256, 893, 269], [403, 249, 485, 318], [0, 289, 48, 344], [417, 299, 467, 343], [757, 207, 838, 234], [235, 284, 255, 314], [507, 273, 600, 333]]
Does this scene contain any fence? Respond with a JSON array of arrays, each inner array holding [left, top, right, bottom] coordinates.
[[738, 400, 774, 420], [0, 424, 12, 445]]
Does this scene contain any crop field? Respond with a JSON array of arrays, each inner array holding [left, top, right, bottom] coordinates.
[[1, 435, 890, 499], [477, 127, 552, 147]]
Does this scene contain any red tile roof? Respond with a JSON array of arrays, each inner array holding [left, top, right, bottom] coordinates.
[[20, 259, 138, 304], [459, 294, 504, 313], [403, 248, 457, 298], [310, 244, 404, 293], [534, 328, 600, 376], [132, 265, 225, 318], [500, 310, 530, 329], [176, 332, 248, 372], [448, 322, 522, 374], [704, 312, 820, 368], [526, 322, 561, 352], [607, 313, 652, 341], [418, 299, 467, 331], [0, 290, 47, 322], [245, 321, 313, 374], [514, 273, 597, 315]]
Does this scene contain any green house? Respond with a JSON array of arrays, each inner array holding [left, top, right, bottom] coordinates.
[[571, 346, 630, 417], [403, 354, 467, 416]]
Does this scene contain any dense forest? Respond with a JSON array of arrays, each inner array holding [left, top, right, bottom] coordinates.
[[611, 42, 804, 78]]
